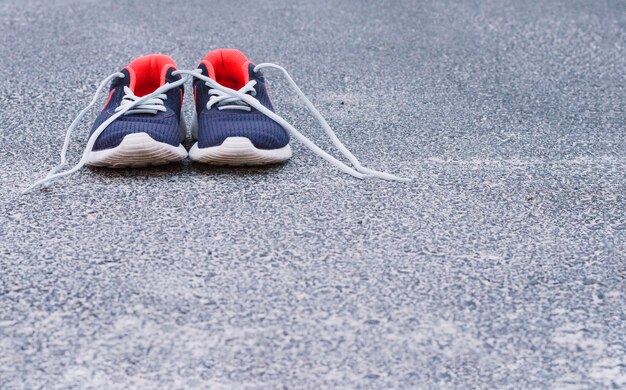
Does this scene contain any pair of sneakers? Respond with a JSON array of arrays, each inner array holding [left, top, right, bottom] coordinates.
[[88, 49, 292, 168], [26, 49, 409, 192]]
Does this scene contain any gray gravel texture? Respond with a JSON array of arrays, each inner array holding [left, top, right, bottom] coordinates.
[[1, 0, 625, 388]]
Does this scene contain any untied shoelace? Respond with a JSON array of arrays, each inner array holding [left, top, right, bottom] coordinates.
[[23, 64, 411, 194]]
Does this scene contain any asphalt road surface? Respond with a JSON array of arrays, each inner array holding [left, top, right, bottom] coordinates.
[[0, 0, 624, 388]]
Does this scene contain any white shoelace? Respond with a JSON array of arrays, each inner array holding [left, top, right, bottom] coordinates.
[[177, 65, 411, 182], [117, 86, 168, 115], [22, 72, 189, 193], [23, 64, 409, 193], [207, 82, 257, 111]]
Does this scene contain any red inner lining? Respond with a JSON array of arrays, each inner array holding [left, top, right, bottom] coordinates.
[[126, 54, 177, 96], [202, 49, 250, 89]]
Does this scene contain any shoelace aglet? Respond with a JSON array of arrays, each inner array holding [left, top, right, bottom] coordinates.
[[22, 169, 60, 193], [21, 182, 41, 195], [356, 167, 413, 182], [361, 173, 413, 182]]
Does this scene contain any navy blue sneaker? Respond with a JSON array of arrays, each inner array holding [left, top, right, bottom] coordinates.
[[85, 54, 187, 167], [189, 49, 292, 165]]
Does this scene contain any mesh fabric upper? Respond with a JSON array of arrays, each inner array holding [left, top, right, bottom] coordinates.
[[89, 68, 183, 151], [194, 63, 290, 150]]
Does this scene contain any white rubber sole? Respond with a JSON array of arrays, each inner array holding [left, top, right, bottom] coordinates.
[[188, 137, 292, 165], [86, 132, 188, 168]]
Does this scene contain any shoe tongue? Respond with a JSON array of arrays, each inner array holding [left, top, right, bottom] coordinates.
[[125, 54, 177, 96], [200, 49, 251, 89]]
